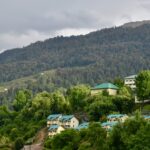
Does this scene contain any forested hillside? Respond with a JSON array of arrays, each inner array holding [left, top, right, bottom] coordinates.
[[0, 23, 150, 84]]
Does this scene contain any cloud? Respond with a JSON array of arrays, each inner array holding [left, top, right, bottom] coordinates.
[[55, 28, 94, 37], [1, 0, 150, 51], [0, 30, 50, 50], [0, 28, 94, 51]]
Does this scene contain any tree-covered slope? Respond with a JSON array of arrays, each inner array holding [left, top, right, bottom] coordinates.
[[0, 24, 150, 83]]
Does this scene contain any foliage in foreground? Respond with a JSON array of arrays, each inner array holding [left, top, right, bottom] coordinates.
[[44, 115, 150, 150], [136, 70, 150, 101], [0, 84, 134, 148]]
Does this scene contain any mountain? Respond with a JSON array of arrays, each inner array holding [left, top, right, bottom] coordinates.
[[122, 20, 150, 28], [0, 21, 150, 86]]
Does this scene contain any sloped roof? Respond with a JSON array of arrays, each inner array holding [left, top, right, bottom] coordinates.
[[47, 114, 62, 120], [76, 122, 89, 130], [59, 115, 74, 122], [101, 121, 118, 131], [48, 125, 59, 131], [101, 121, 118, 127], [107, 114, 127, 119], [143, 115, 150, 119], [92, 83, 119, 90], [125, 75, 137, 79]]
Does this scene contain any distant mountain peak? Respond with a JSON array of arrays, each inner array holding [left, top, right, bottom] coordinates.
[[122, 20, 150, 28]]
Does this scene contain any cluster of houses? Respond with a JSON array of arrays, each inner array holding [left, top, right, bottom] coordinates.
[[47, 113, 150, 137], [90, 74, 137, 96], [77, 114, 128, 131], [47, 114, 79, 137], [47, 113, 129, 137], [47, 74, 150, 137], [90, 74, 144, 103]]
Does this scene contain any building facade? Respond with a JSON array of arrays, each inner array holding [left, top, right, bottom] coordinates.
[[124, 75, 137, 89], [47, 114, 79, 137], [91, 83, 119, 96], [47, 114, 62, 127], [48, 125, 65, 137], [107, 114, 128, 122], [59, 115, 79, 128]]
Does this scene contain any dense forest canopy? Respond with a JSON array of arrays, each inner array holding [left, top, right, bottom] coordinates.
[[0, 24, 150, 84]]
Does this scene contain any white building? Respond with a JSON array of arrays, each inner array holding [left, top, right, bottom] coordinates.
[[48, 125, 65, 137], [107, 114, 128, 122], [143, 115, 150, 121], [47, 114, 79, 137], [101, 121, 118, 131], [124, 75, 137, 89], [59, 115, 79, 128], [47, 114, 62, 127]]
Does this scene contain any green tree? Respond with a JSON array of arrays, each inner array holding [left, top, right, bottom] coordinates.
[[118, 86, 132, 98], [51, 129, 81, 150], [136, 70, 150, 101], [127, 123, 150, 150], [51, 91, 70, 113], [14, 137, 24, 150], [108, 111, 149, 150], [112, 96, 134, 113], [13, 90, 30, 111], [87, 101, 115, 121], [113, 78, 124, 88], [0, 105, 10, 126], [32, 91, 51, 118], [67, 85, 90, 111], [10, 128, 20, 140], [108, 123, 126, 150], [84, 123, 108, 150]]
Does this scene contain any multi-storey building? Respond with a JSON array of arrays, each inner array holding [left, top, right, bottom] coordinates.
[[47, 114, 62, 127], [124, 75, 137, 89], [47, 114, 79, 137], [107, 114, 128, 122]]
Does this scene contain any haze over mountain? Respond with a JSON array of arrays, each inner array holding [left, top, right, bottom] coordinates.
[[122, 20, 150, 28], [0, 21, 150, 88]]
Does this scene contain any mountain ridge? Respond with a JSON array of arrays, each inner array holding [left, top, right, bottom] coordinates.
[[0, 21, 150, 85], [122, 20, 150, 28]]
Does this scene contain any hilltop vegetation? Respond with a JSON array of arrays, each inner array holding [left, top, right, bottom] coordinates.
[[0, 70, 150, 149], [0, 24, 150, 84], [0, 83, 135, 149]]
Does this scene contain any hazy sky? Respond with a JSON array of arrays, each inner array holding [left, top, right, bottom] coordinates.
[[0, 0, 150, 52]]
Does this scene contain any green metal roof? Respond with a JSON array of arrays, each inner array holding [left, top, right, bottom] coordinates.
[[48, 125, 59, 131], [92, 83, 119, 90], [107, 114, 127, 119], [59, 115, 74, 122], [47, 114, 62, 120], [76, 122, 89, 130], [101, 121, 118, 127]]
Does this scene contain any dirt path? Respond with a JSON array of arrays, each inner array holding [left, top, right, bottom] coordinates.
[[22, 127, 48, 150], [33, 127, 47, 144], [23, 143, 43, 150]]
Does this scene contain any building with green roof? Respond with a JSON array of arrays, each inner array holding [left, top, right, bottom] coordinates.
[[47, 114, 62, 127], [91, 82, 119, 96], [59, 115, 79, 128], [48, 125, 65, 137]]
